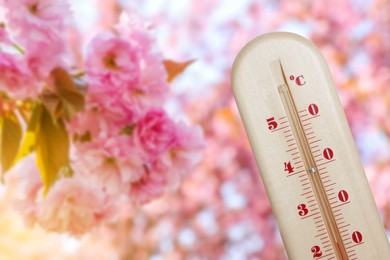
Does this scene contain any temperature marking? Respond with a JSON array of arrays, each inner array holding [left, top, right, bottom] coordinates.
[[309, 139, 321, 145], [298, 204, 309, 216], [338, 190, 349, 202], [274, 60, 349, 260], [317, 160, 336, 167], [311, 245, 323, 258], [323, 148, 334, 160], [302, 116, 320, 122], [351, 231, 363, 244], [332, 202, 350, 209], [266, 117, 278, 130], [284, 161, 295, 174], [308, 104, 319, 116], [286, 147, 298, 153]]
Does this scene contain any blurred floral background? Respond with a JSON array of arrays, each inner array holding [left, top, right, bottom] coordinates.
[[0, 0, 389, 259]]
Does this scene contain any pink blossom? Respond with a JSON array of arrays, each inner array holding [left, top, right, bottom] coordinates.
[[134, 109, 177, 159], [2, 0, 70, 36], [0, 24, 12, 44], [36, 177, 112, 237], [1, 0, 69, 54], [154, 122, 205, 187], [6, 155, 43, 227], [68, 98, 144, 194], [0, 52, 39, 100], [173, 123, 205, 173], [128, 165, 166, 204], [118, 13, 169, 108], [71, 147, 123, 194], [71, 140, 145, 195], [2, 0, 70, 80], [176, 123, 206, 153], [68, 96, 136, 140], [26, 36, 66, 80], [86, 32, 140, 92], [131, 115, 204, 198]]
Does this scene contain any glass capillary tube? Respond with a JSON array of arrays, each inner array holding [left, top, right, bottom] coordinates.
[[274, 61, 349, 260]]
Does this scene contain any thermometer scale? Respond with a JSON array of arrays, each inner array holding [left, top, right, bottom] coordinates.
[[231, 32, 390, 259]]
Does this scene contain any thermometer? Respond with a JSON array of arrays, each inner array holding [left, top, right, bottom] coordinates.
[[231, 32, 390, 259]]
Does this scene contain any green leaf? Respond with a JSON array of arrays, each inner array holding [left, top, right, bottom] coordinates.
[[42, 68, 86, 123], [12, 43, 25, 55], [73, 131, 91, 143], [120, 124, 136, 136], [51, 68, 85, 120], [41, 90, 62, 122], [163, 59, 195, 82], [36, 105, 69, 195], [0, 112, 22, 176], [59, 164, 74, 178], [12, 105, 42, 166]]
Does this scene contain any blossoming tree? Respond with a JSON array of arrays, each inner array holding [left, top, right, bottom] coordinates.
[[0, 0, 204, 237]]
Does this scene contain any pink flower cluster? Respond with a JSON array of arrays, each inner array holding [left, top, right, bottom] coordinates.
[[0, 0, 69, 100], [1, 2, 204, 237], [69, 14, 204, 207], [12, 156, 112, 237]]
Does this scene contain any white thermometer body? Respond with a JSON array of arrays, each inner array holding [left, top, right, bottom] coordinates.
[[231, 32, 390, 259]]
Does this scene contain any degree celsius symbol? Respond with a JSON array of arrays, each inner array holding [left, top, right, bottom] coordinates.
[[289, 74, 306, 86]]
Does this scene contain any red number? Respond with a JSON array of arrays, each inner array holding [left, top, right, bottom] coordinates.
[[267, 117, 278, 130], [297, 204, 308, 216], [308, 104, 319, 116], [352, 231, 363, 243], [284, 161, 294, 174], [323, 148, 334, 160], [338, 190, 349, 202], [311, 245, 323, 258]]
